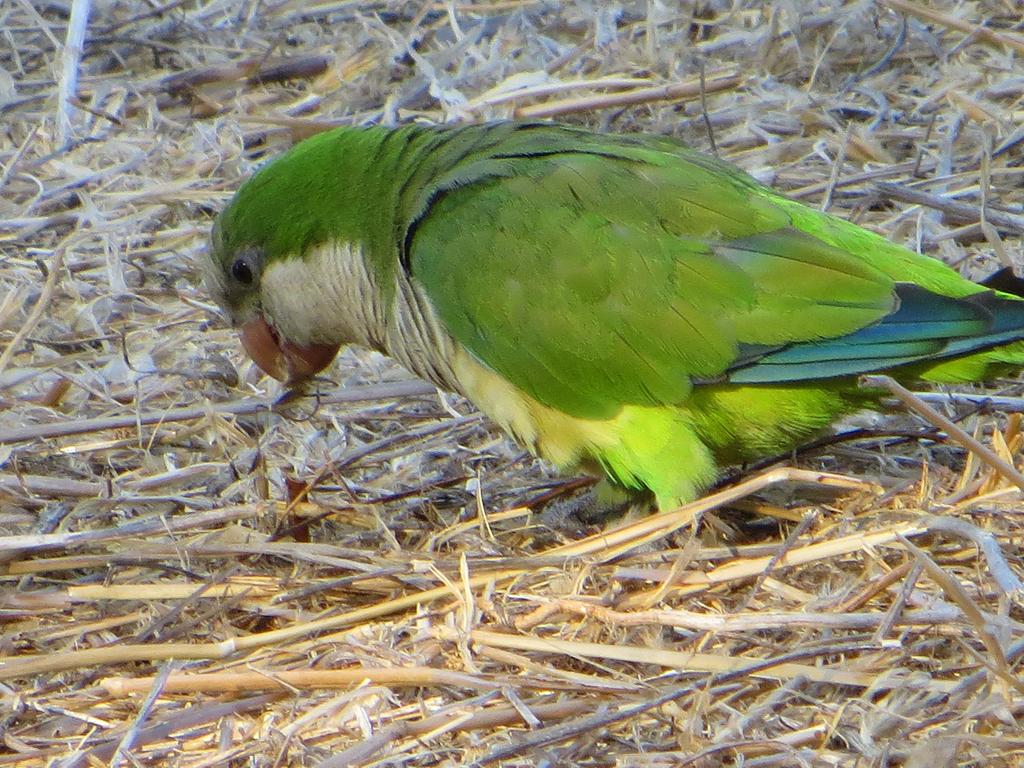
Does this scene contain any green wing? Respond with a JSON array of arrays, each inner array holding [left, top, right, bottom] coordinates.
[[403, 124, 1006, 419]]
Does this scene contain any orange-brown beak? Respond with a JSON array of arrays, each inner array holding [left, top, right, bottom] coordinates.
[[239, 316, 340, 384]]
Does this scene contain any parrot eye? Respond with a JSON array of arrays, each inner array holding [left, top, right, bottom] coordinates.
[[231, 256, 255, 285]]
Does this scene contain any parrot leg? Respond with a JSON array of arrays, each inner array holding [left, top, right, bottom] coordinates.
[[595, 405, 718, 512], [538, 473, 653, 528]]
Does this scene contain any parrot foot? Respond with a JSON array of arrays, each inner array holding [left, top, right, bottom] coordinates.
[[538, 478, 654, 529]]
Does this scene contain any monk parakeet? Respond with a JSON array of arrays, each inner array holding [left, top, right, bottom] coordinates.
[[203, 121, 1024, 510]]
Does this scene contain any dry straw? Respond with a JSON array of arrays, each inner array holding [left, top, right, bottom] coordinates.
[[1, 1, 1023, 766]]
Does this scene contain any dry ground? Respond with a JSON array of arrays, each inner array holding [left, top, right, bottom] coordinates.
[[1, 1, 1024, 766]]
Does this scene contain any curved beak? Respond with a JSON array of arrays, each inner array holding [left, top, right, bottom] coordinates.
[[239, 316, 340, 384]]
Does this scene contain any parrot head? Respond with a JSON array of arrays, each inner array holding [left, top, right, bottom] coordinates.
[[204, 210, 341, 385]]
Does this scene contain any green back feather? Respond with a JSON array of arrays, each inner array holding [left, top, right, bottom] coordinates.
[[399, 123, 1020, 416]]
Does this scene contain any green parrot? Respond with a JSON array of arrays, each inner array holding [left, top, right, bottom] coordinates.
[[203, 121, 1024, 511]]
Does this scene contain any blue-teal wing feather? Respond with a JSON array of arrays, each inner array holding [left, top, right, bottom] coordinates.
[[727, 285, 1024, 383]]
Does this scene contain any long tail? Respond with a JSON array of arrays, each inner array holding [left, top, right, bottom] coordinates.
[[726, 281, 1024, 384]]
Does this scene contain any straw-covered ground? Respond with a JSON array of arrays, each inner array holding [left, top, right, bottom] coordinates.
[[2, 1, 1023, 765]]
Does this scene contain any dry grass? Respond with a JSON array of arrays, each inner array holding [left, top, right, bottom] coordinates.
[[1, 1, 1023, 766]]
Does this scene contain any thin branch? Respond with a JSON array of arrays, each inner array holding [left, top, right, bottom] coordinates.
[[0, 379, 436, 444], [57, 0, 92, 145], [515, 73, 741, 119], [0, 250, 65, 381], [875, 182, 1024, 235], [924, 514, 1024, 597], [863, 375, 1024, 493], [880, 0, 1024, 56]]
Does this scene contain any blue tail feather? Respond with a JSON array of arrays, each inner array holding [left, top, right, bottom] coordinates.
[[727, 284, 1024, 384]]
